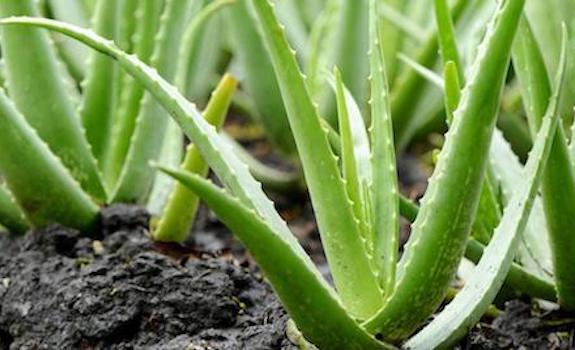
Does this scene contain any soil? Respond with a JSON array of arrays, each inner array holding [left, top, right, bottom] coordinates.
[[0, 205, 296, 350]]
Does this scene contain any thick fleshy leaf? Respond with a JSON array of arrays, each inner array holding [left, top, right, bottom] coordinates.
[[183, 0, 226, 103], [513, 20, 575, 309], [390, 0, 468, 149], [0, 15, 301, 268], [332, 0, 369, 116], [158, 167, 393, 350], [102, 0, 163, 187], [405, 36, 566, 348], [226, 0, 296, 155], [433, 0, 463, 81], [330, 69, 372, 245], [0, 185, 29, 235], [153, 74, 236, 243], [248, 0, 383, 319], [363, 0, 525, 341], [368, 0, 399, 294], [148, 0, 234, 216], [489, 130, 554, 280], [112, 0, 193, 203], [0, 0, 106, 202], [47, 0, 89, 80], [79, 0, 120, 163], [0, 89, 99, 230]]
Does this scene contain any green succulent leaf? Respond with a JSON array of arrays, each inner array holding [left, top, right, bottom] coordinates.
[[0, 15, 301, 271], [433, 0, 463, 81], [226, 0, 296, 155], [79, 0, 120, 164], [513, 20, 575, 310], [157, 166, 393, 350], [391, 0, 468, 149], [406, 33, 567, 348], [102, 0, 163, 187], [305, 0, 339, 102], [398, 195, 556, 303], [183, 0, 227, 103], [147, 0, 234, 216], [368, 0, 399, 294], [0, 184, 29, 235], [0, 89, 99, 230], [464, 239, 557, 303], [112, 0, 193, 203], [0, 0, 106, 203], [363, 0, 525, 341], [330, 68, 372, 248], [379, 2, 425, 44], [332, 0, 369, 116], [248, 0, 383, 319], [153, 74, 236, 243], [489, 130, 554, 281], [47, 0, 89, 80]]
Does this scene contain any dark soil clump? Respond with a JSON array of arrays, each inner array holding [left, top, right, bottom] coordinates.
[[0, 205, 295, 350], [462, 300, 575, 349]]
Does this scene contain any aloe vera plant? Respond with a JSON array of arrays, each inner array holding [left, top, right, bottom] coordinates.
[[0, 0, 235, 237], [1, 0, 573, 348], [2, 0, 565, 346]]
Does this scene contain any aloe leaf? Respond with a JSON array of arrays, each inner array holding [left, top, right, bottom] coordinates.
[[379, 0, 409, 83], [248, 0, 383, 319], [525, 0, 575, 118], [147, 0, 233, 215], [409, 11, 507, 259], [158, 167, 393, 350], [102, 0, 163, 187], [379, 2, 425, 44], [443, 61, 461, 124], [398, 194, 555, 302], [0, 17, 300, 269], [47, 0, 89, 80], [489, 130, 554, 280], [368, 0, 399, 294], [332, 0, 369, 113], [275, 0, 309, 61], [433, 0, 463, 81], [112, 0, 193, 203], [183, 0, 227, 103], [391, 0, 468, 149], [405, 37, 566, 348], [331, 68, 372, 245], [305, 0, 338, 103], [178, 0, 233, 99], [464, 239, 557, 303], [0, 185, 29, 235], [570, 116, 575, 167], [223, 133, 302, 194], [0, 89, 99, 230], [397, 53, 443, 89], [153, 74, 236, 243], [116, 0, 139, 51], [513, 20, 575, 310], [0, 0, 106, 202], [79, 0, 120, 164], [226, 0, 296, 156], [363, 0, 525, 341], [146, 120, 183, 217]]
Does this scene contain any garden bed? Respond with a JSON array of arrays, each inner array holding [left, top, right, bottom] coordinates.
[[1, 187, 573, 349]]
